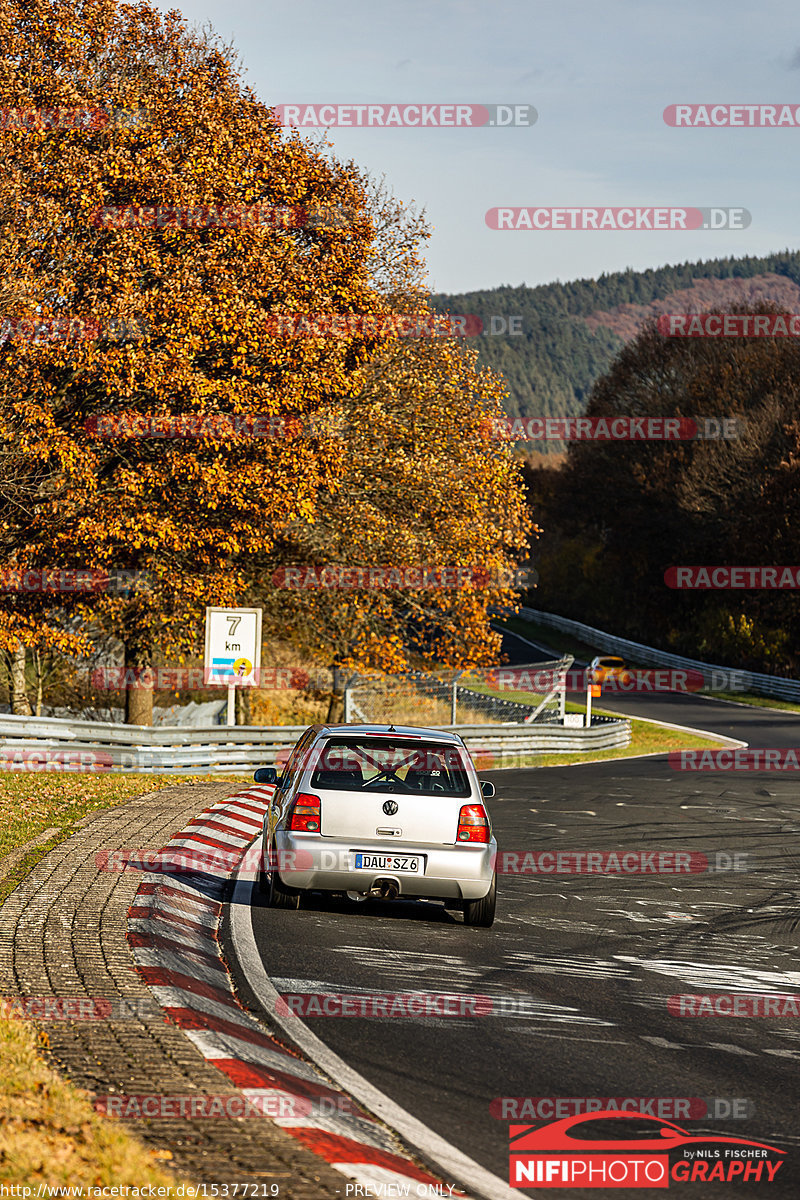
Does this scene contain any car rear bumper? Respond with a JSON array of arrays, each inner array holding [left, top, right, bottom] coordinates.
[[270, 831, 497, 900]]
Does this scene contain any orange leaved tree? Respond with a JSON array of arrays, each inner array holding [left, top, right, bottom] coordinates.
[[251, 181, 534, 720], [0, 0, 393, 722]]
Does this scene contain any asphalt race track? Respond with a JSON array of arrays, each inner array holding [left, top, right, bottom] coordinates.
[[223, 636, 800, 1198]]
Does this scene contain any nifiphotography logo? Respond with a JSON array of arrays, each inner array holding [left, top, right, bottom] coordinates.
[[508, 1111, 785, 1188]]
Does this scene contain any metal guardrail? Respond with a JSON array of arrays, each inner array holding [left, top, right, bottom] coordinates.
[[518, 607, 800, 702], [0, 714, 303, 773], [458, 718, 631, 765], [0, 710, 631, 773]]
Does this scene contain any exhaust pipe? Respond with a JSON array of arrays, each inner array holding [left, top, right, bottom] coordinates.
[[368, 878, 399, 900]]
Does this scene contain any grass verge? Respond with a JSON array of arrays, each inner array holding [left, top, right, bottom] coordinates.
[[493, 715, 733, 770], [702, 690, 800, 714], [0, 772, 246, 906], [0, 771, 242, 1190], [0, 1013, 185, 1188], [498, 614, 600, 662]]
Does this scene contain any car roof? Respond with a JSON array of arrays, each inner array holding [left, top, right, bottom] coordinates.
[[312, 723, 464, 745]]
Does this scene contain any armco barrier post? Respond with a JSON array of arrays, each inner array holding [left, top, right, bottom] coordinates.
[[450, 671, 465, 726]]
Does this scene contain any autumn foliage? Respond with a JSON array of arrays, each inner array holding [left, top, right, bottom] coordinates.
[[529, 304, 800, 673], [0, 0, 531, 721]]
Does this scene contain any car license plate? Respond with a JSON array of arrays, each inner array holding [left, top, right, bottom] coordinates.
[[353, 853, 424, 874]]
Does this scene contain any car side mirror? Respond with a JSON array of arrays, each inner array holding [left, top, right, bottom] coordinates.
[[480, 780, 496, 799], [254, 767, 278, 785]]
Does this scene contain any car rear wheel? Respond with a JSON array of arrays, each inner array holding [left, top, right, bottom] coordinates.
[[462, 871, 496, 927], [259, 843, 301, 909]]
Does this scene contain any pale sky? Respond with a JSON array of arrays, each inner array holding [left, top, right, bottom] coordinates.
[[157, 0, 800, 293]]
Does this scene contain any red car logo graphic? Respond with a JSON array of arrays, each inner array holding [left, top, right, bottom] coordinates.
[[510, 1110, 785, 1155]]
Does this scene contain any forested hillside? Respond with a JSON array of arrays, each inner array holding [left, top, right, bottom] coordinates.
[[525, 309, 800, 675], [434, 251, 800, 445]]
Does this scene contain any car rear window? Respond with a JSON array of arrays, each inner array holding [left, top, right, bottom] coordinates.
[[310, 737, 472, 797]]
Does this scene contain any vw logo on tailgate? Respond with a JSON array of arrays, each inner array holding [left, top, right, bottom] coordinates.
[[382, 800, 399, 816]]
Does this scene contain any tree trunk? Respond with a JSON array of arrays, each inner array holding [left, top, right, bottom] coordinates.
[[236, 687, 251, 725], [33, 649, 43, 716], [10, 642, 32, 715], [325, 665, 346, 724], [124, 638, 153, 725]]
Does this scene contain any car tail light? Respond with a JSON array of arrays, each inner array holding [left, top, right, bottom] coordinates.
[[457, 804, 490, 843], [289, 792, 321, 833]]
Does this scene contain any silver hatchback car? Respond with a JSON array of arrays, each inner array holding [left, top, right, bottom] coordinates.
[[253, 723, 498, 926]]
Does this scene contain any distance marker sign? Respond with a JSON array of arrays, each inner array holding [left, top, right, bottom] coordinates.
[[204, 607, 262, 687]]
